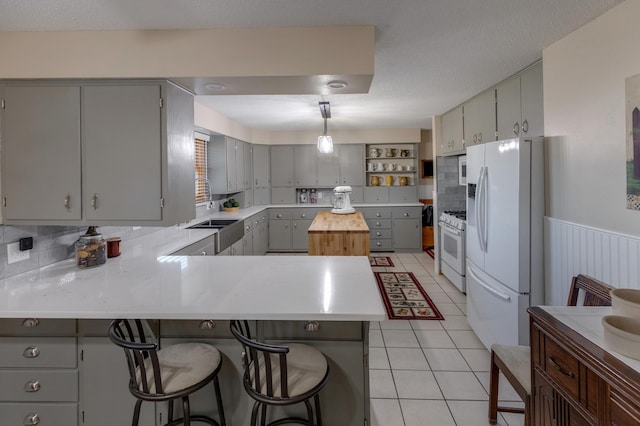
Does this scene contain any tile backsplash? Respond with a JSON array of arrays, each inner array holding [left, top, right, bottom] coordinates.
[[0, 225, 162, 280]]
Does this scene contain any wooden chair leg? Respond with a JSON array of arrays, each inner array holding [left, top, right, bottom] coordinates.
[[524, 396, 531, 426], [488, 350, 500, 424]]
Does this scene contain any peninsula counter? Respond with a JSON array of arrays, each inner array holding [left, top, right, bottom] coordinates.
[[0, 227, 385, 426]]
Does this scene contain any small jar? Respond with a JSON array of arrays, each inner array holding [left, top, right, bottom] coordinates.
[[75, 228, 106, 268], [107, 237, 122, 258]]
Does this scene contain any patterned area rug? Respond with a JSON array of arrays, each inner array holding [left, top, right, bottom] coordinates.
[[374, 272, 444, 320], [370, 256, 395, 267], [425, 248, 435, 259]]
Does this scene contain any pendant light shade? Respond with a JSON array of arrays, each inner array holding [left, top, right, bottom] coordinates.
[[317, 101, 334, 153]]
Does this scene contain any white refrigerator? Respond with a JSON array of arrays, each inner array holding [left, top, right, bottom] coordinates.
[[465, 137, 544, 349]]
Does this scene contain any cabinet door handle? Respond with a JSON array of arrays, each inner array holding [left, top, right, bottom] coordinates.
[[23, 346, 40, 358], [277, 214, 282, 218], [304, 321, 320, 332], [376, 213, 381, 217], [64, 193, 71, 211], [403, 213, 409, 217], [21, 318, 39, 328], [201, 251, 207, 256], [23, 414, 40, 425], [24, 380, 41, 392], [199, 320, 216, 329], [301, 214, 306, 218], [91, 193, 98, 210], [522, 120, 529, 134], [513, 122, 520, 136], [548, 356, 574, 378], [472, 134, 477, 144], [478, 132, 483, 143]]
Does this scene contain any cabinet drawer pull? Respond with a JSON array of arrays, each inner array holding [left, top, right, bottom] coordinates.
[[200, 251, 207, 256], [277, 214, 283, 218], [23, 413, 40, 425], [301, 214, 306, 218], [304, 321, 320, 332], [376, 241, 382, 246], [21, 318, 39, 328], [478, 132, 483, 143], [403, 213, 409, 217], [376, 213, 381, 217], [24, 380, 41, 392], [375, 222, 381, 226], [199, 320, 216, 329], [548, 356, 574, 378], [23, 346, 40, 358], [376, 232, 381, 236]]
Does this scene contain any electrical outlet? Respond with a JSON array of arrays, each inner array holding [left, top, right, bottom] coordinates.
[[7, 242, 30, 264]]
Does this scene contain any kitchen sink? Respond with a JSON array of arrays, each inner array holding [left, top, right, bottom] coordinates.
[[188, 219, 244, 254], [188, 219, 239, 229]]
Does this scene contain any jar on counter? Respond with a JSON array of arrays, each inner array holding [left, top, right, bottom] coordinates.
[[75, 226, 107, 268]]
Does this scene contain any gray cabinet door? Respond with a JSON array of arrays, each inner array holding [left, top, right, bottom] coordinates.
[[253, 187, 271, 205], [3, 86, 82, 220], [268, 220, 291, 251], [292, 219, 313, 251], [389, 186, 418, 203], [226, 138, 238, 192], [441, 105, 464, 155], [520, 61, 544, 137], [364, 187, 389, 203], [464, 89, 496, 146], [80, 337, 155, 426], [253, 144, 270, 187], [294, 145, 317, 187], [235, 139, 245, 191], [339, 144, 364, 186], [83, 85, 162, 221], [243, 141, 253, 192], [317, 151, 340, 187], [270, 146, 294, 186], [496, 76, 521, 140], [393, 218, 421, 250]]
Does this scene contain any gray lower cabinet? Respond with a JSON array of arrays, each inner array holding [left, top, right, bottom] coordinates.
[[268, 209, 292, 251], [268, 208, 320, 252], [78, 320, 157, 426], [252, 213, 269, 256], [362, 207, 393, 251], [292, 219, 313, 251], [392, 207, 422, 251]]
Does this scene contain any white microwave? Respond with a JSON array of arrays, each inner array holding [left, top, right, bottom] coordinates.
[[458, 155, 467, 186]]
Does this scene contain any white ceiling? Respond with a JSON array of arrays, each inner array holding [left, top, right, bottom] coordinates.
[[0, 0, 623, 132]]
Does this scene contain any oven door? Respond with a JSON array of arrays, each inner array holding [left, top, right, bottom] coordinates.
[[439, 222, 465, 274]]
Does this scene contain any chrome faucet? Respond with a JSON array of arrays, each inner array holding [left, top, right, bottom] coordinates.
[[195, 177, 214, 208]]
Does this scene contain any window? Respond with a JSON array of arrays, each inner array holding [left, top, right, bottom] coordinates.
[[195, 134, 209, 203]]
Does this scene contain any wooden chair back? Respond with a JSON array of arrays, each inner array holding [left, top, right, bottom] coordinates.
[[567, 274, 613, 307]]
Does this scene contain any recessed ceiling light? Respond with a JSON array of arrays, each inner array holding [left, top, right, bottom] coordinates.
[[327, 80, 347, 89], [205, 83, 226, 90]]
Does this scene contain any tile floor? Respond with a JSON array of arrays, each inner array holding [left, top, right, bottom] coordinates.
[[368, 252, 525, 426]]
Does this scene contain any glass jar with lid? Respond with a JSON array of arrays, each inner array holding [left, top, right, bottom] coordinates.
[[75, 226, 107, 268]]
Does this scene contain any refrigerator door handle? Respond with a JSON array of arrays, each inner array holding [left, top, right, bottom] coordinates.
[[467, 264, 511, 302], [476, 166, 487, 252], [480, 166, 488, 250]]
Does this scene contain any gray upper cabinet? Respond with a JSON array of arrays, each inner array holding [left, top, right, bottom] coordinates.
[[270, 146, 294, 187], [338, 144, 364, 186], [463, 89, 496, 146], [243, 141, 252, 191], [294, 145, 317, 186], [497, 61, 543, 139], [1, 81, 195, 226], [209, 136, 246, 194], [252, 144, 270, 187], [317, 150, 340, 187], [441, 105, 465, 155], [83, 85, 162, 221], [2, 85, 82, 221]]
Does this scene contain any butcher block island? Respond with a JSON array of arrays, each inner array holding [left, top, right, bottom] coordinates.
[[308, 210, 370, 256]]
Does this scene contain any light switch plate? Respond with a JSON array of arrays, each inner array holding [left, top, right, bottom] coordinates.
[[7, 242, 30, 264]]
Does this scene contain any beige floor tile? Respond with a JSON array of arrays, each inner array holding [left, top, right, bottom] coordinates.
[[434, 303, 464, 315], [433, 371, 488, 400], [440, 316, 472, 331], [369, 369, 398, 398], [369, 347, 391, 369], [447, 330, 486, 349], [370, 398, 405, 426], [475, 372, 524, 402], [446, 400, 509, 425], [393, 370, 444, 399], [379, 320, 412, 330], [423, 348, 470, 371], [400, 400, 455, 426], [459, 348, 492, 371], [386, 347, 430, 370], [382, 329, 420, 348], [414, 330, 456, 348], [409, 319, 444, 330], [369, 329, 385, 347]]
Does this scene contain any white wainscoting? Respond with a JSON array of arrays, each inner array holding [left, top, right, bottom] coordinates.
[[545, 217, 640, 305]]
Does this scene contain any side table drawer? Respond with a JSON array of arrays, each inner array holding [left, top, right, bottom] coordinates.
[[0, 370, 79, 402], [542, 335, 580, 400], [0, 403, 78, 426], [0, 337, 77, 368]]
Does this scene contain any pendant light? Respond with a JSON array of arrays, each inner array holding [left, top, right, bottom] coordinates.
[[317, 101, 334, 153]]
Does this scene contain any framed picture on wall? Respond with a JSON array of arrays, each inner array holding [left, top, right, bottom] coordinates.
[[422, 160, 433, 178]]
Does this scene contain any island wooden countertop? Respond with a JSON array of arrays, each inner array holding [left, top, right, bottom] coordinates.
[[308, 210, 370, 233]]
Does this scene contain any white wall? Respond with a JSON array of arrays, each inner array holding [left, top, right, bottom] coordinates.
[[543, 0, 640, 296], [544, 0, 640, 237]]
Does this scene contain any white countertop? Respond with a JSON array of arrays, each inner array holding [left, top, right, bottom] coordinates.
[[540, 306, 640, 373], [0, 219, 386, 321]]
